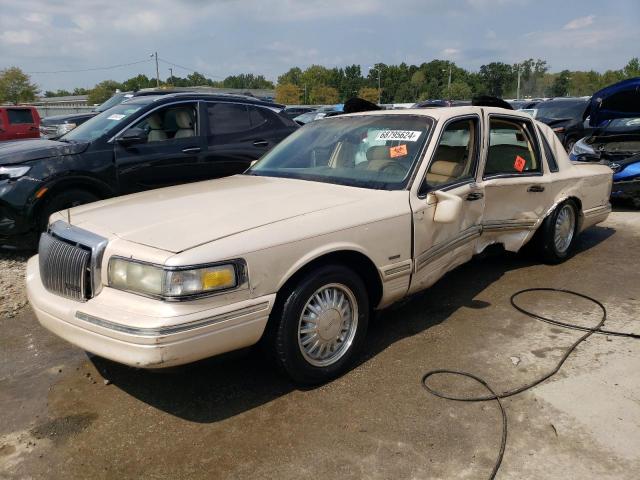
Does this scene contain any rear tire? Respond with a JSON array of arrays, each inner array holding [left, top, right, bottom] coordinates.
[[38, 189, 99, 233], [270, 264, 369, 385], [537, 200, 578, 264]]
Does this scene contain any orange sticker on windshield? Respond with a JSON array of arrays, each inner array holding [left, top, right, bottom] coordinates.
[[514, 155, 526, 172], [389, 144, 408, 158]]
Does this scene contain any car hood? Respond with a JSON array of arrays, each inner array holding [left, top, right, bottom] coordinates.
[[0, 139, 89, 165], [536, 117, 575, 128], [588, 77, 640, 127], [41, 112, 97, 125], [64, 175, 372, 253]]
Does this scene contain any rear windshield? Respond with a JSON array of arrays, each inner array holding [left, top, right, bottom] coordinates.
[[7, 109, 34, 124], [248, 115, 433, 190], [535, 100, 588, 120]]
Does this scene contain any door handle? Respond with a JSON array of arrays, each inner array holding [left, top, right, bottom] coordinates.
[[527, 185, 545, 193], [181, 147, 201, 154], [465, 192, 484, 201], [253, 140, 269, 147]]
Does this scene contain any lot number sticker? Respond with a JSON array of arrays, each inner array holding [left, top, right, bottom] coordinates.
[[107, 114, 126, 121], [375, 130, 422, 142]]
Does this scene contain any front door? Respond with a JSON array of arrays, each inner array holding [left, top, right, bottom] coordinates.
[[480, 114, 549, 246], [115, 102, 206, 194], [409, 115, 485, 294]]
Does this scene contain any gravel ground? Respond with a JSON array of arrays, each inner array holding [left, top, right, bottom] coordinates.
[[0, 252, 29, 319]]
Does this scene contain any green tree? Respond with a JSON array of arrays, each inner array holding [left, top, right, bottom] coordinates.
[[623, 58, 640, 78], [277, 67, 303, 86], [121, 74, 155, 91], [223, 74, 274, 89], [310, 85, 339, 104], [87, 80, 122, 105], [448, 81, 472, 100], [0, 67, 38, 104], [551, 70, 571, 97], [358, 87, 379, 103], [275, 83, 301, 104], [44, 89, 72, 97], [478, 62, 515, 97]]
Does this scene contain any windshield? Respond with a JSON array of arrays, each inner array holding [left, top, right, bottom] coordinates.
[[536, 100, 588, 120], [61, 103, 143, 142], [94, 92, 131, 113], [247, 114, 433, 190]]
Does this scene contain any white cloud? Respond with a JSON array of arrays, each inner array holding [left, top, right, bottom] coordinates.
[[0, 29, 40, 45], [24, 12, 50, 25], [563, 14, 595, 30], [485, 29, 497, 39], [442, 48, 460, 57]]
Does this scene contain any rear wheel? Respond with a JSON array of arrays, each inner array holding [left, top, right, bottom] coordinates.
[[537, 200, 578, 264], [38, 189, 99, 233], [270, 265, 369, 384]]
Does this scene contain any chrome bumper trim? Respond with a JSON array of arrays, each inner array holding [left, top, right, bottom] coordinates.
[[75, 301, 270, 337]]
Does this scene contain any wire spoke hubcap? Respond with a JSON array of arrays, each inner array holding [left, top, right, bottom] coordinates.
[[298, 283, 358, 367], [554, 205, 575, 254]]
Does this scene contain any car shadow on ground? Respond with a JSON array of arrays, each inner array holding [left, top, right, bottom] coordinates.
[[90, 225, 615, 423]]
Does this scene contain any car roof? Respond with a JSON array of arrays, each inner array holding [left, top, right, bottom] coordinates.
[[338, 105, 533, 121], [122, 92, 284, 109]]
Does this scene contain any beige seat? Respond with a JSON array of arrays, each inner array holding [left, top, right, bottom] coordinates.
[[147, 113, 167, 142], [174, 110, 195, 138], [426, 160, 464, 185]]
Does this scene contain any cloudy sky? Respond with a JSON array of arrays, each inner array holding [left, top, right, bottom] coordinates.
[[1, 0, 638, 91]]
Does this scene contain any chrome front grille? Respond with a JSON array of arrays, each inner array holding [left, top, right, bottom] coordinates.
[[39, 233, 91, 301], [38, 221, 108, 302]]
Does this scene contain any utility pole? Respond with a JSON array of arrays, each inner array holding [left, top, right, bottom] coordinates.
[[516, 64, 521, 100], [447, 64, 452, 99], [151, 51, 160, 87], [303, 84, 307, 104], [169, 67, 174, 86]]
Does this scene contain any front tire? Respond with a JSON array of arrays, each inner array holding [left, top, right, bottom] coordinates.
[[271, 265, 369, 385], [538, 200, 578, 264]]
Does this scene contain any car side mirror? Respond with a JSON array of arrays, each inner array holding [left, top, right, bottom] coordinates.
[[432, 190, 463, 223], [116, 128, 147, 146]]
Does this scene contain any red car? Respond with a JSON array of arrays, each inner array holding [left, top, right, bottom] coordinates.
[[0, 106, 41, 141]]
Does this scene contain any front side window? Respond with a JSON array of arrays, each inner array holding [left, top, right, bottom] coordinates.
[[484, 118, 540, 176], [7, 109, 34, 124], [247, 115, 432, 190], [424, 117, 478, 188], [129, 103, 198, 143]]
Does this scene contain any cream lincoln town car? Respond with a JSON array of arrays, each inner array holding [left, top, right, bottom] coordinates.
[[26, 106, 613, 384]]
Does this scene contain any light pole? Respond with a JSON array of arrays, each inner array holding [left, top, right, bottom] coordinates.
[[442, 64, 452, 99], [516, 64, 521, 100], [169, 67, 174, 86], [150, 52, 160, 87], [369, 66, 381, 104]]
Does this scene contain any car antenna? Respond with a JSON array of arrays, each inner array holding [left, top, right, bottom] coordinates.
[[67, 208, 71, 225]]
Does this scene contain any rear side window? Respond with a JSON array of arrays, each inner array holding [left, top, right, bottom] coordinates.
[[207, 103, 251, 137], [538, 127, 559, 172], [248, 106, 284, 129], [7, 109, 34, 124], [484, 118, 541, 176]]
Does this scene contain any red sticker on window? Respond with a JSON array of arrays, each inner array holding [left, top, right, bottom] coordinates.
[[389, 144, 408, 158], [514, 155, 526, 172]]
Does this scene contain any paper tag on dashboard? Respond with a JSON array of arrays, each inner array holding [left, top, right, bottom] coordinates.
[[375, 130, 422, 142], [514, 155, 526, 172], [389, 144, 408, 158], [107, 114, 126, 121]]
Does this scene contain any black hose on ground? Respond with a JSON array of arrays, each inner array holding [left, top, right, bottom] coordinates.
[[421, 288, 639, 480]]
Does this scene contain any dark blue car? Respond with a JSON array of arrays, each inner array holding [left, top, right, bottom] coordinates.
[[570, 77, 640, 208]]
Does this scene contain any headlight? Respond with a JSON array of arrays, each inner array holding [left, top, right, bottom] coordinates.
[[108, 257, 244, 300], [569, 138, 597, 161], [0, 165, 31, 179], [56, 123, 77, 136]]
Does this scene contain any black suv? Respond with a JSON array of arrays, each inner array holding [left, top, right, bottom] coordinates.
[[0, 93, 298, 248]]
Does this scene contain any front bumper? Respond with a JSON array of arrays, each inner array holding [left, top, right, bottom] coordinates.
[[26, 256, 275, 368]]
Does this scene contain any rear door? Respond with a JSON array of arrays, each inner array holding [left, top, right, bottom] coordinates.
[[115, 101, 207, 194], [201, 102, 294, 177], [479, 113, 550, 242], [6, 108, 39, 139]]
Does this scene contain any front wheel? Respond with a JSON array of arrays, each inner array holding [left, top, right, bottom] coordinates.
[[537, 200, 578, 264], [271, 265, 369, 384]]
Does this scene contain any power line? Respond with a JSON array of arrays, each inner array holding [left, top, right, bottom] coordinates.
[[157, 57, 224, 79], [27, 58, 153, 74]]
